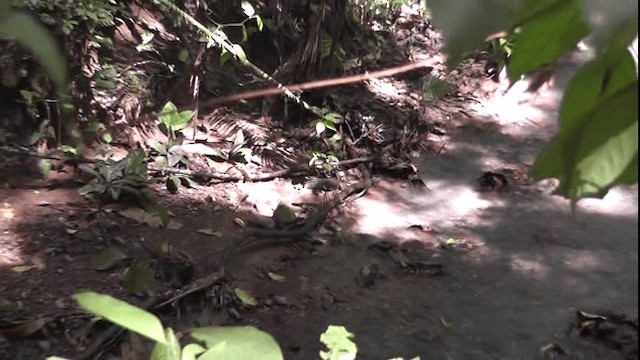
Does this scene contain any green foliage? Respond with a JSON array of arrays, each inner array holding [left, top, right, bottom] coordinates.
[[427, 0, 638, 204], [78, 149, 149, 202], [507, 0, 589, 81], [310, 151, 340, 172], [74, 292, 166, 344], [158, 101, 195, 139], [17, 0, 121, 35], [210, 130, 253, 163], [72, 291, 284, 360], [320, 326, 358, 360], [311, 106, 343, 142]]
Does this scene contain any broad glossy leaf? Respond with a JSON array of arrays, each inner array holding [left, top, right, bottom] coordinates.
[[614, 153, 638, 185], [191, 326, 283, 360], [564, 82, 638, 200], [511, 0, 562, 27], [151, 328, 181, 360], [73, 292, 166, 344], [182, 343, 206, 360], [508, 0, 588, 80]]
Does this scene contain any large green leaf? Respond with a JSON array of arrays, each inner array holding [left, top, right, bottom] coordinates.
[[508, 0, 588, 80], [151, 328, 181, 360], [428, 0, 527, 64], [0, 12, 68, 95], [190, 326, 283, 360], [565, 82, 638, 199], [534, 82, 638, 201], [511, 0, 563, 27], [557, 47, 635, 136], [73, 292, 166, 344]]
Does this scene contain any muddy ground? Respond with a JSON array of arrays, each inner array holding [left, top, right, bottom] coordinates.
[[1, 12, 638, 360]]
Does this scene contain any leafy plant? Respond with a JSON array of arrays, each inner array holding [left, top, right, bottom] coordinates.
[[311, 106, 343, 143], [71, 291, 284, 360], [210, 130, 253, 163], [158, 101, 195, 140], [320, 326, 358, 360], [78, 149, 150, 203], [428, 0, 638, 204], [17, 0, 121, 36], [309, 151, 340, 172], [486, 34, 515, 77]]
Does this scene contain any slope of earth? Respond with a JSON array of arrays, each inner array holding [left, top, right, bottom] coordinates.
[[0, 9, 637, 360]]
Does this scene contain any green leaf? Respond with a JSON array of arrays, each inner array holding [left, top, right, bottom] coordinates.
[[220, 50, 231, 66], [60, 145, 78, 155], [564, 82, 638, 200], [428, 0, 526, 65], [122, 261, 158, 296], [233, 44, 248, 64], [324, 120, 337, 132], [178, 48, 190, 63], [148, 139, 168, 155], [315, 121, 326, 136], [255, 15, 264, 31], [242, 2, 256, 17], [319, 325, 357, 360], [73, 292, 166, 344], [508, 0, 588, 80], [181, 343, 206, 360], [190, 326, 283, 360], [102, 133, 113, 143], [160, 102, 193, 131], [242, 26, 248, 42], [0, 12, 68, 96], [534, 81, 638, 201], [234, 288, 258, 306], [167, 175, 180, 194], [151, 328, 181, 360], [267, 272, 286, 282]]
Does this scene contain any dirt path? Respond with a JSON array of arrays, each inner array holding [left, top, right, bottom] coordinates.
[[1, 26, 637, 360], [210, 49, 638, 358]]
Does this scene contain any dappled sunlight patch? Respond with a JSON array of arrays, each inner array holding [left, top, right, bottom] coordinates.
[[0, 233, 30, 267], [414, 181, 500, 217], [508, 253, 551, 280], [577, 185, 639, 216], [352, 196, 418, 238], [561, 249, 612, 273], [365, 76, 407, 101]]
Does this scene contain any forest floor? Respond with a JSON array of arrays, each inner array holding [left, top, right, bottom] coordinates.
[[0, 8, 638, 360]]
